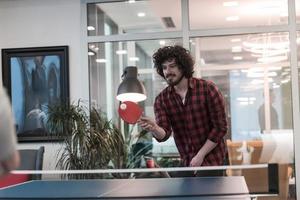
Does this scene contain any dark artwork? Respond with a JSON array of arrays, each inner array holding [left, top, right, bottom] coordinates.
[[2, 46, 69, 142]]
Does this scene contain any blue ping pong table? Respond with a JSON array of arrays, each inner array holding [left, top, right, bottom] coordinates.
[[0, 176, 250, 199]]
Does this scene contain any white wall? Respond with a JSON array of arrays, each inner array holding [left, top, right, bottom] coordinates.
[[0, 0, 88, 171]]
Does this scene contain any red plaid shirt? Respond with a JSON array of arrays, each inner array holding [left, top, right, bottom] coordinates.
[[154, 78, 228, 166]]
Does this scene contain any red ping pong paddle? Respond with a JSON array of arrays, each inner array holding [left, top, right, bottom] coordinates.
[[118, 101, 142, 124]]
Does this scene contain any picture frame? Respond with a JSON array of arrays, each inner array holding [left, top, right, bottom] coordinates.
[[2, 46, 69, 142]]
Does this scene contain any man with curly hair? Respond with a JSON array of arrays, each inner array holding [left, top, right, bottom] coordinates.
[[138, 45, 228, 174]]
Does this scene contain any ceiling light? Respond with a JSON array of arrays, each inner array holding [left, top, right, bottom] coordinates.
[[159, 40, 166, 45], [247, 72, 264, 78], [87, 26, 95, 31], [116, 50, 127, 55], [251, 78, 273, 85], [243, 33, 290, 65], [88, 51, 95, 56], [251, 79, 264, 85], [247, 66, 282, 72], [245, 1, 287, 15], [138, 68, 155, 74], [247, 48, 289, 55], [251, 53, 261, 58], [269, 66, 282, 71], [226, 16, 239, 21], [96, 59, 107, 63], [257, 55, 287, 63], [247, 72, 277, 78], [231, 38, 241, 42], [281, 79, 289, 84], [247, 67, 264, 72], [243, 42, 289, 54], [94, 47, 99, 51], [281, 71, 289, 76], [223, 1, 239, 7], [129, 57, 139, 61], [237, 97, 249, 102], [137, 12, 146, 17], [233, 56, 243, 60], [128, 0, 135, 3]]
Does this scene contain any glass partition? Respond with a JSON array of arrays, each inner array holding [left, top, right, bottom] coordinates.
[[88, 38, 182, 168], [87, 31, 294, 180], [190, 33, 294, 197], [86, 15, 295, 198], [190, 33, 292, 140], [189, 0, 288, 30], [88, 38, 182, 118], [87, 0, 181, 36], [296, 0, 300, 23]]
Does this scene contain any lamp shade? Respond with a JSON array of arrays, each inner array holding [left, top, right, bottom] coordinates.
[[116, 66, 146, 102]]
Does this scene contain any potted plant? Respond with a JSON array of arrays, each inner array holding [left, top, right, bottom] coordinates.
[[46, 100, 152, 179]]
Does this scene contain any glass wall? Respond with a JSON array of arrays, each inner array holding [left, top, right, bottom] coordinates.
[[190, 33, 293, 140], [189, 0, 288, 29], [88, 38, 183, 158], [88, 38, 182, 120], [85, 0, 298, 198], [87, 0, 181, 36]]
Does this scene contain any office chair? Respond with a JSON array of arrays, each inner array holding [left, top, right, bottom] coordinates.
[[0, 146, 45, 188], [18, 146, 45, 179]]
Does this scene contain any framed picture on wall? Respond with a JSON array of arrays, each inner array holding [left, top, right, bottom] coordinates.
[[2, 46, 69, 142]]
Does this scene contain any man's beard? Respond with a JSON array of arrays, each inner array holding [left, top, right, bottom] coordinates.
[[165, 74, 184, 86]]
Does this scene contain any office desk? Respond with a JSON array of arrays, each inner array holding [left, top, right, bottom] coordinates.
[[0, 176, 250, 199]]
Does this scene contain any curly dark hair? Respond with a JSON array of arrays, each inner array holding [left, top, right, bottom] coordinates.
[[152, 45, 194, 78]]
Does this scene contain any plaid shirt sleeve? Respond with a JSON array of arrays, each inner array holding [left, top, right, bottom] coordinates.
[[206, 81, 228, 143], [154, 95, 172, 142]]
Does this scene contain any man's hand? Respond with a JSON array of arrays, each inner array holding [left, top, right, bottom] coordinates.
[[190, 153, 205, 167], [137, 116, 158, 132], [190, 139, 217, 167], [137, 116, 167, 141]]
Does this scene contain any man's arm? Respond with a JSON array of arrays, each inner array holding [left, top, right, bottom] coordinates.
[[138, 94, 172, 142], [206, 81, 228, 143], [190, 139, 217, 167], [137, 116, 166, 141]]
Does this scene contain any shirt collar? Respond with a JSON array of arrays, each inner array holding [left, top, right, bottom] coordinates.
[[188, 78, 195, 89]]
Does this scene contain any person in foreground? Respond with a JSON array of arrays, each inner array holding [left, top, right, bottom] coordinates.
[[137, 45, 228, 174], [0, 87, 19, 177]]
